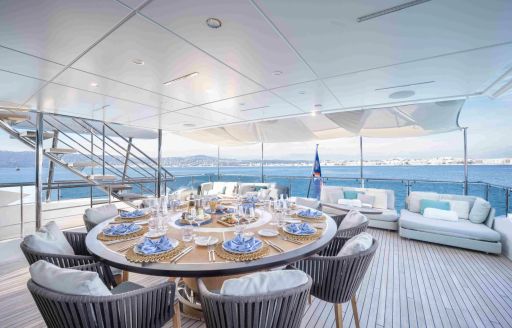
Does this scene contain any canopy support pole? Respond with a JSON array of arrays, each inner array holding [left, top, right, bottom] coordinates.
[[463, 127, 468, 195], [35, 112, 43, 230], [122, 137, 132, 182], [360, 136, 364, 188], [157, 129, 162, 198], [102, 124, 105, 176], [261, 143, 264, 182], [217, 146, 220, 181]]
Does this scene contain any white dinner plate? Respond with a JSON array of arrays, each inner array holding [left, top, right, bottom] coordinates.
[[258, 228, 279, 237], [195, 236, 219, 246]]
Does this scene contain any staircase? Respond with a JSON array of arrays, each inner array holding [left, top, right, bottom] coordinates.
[[0, 110, 174, 207]]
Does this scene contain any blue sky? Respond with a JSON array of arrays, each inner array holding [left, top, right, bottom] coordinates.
[[1, 94, 511, 160]]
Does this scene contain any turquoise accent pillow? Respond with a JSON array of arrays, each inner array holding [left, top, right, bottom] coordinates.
[[253, 186, 268, 192], [420, 199, 450, 215], [344, 191, 360, 200]]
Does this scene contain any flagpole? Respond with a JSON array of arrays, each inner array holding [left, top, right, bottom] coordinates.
[[360, 136, 364, 188], [306, 144, 319, 198]]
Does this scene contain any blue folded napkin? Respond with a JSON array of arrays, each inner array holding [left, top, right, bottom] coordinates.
[[120, 209, 145, 218], [103, 223, 140, 236], [223, 234, 262, 253], [205, 207, 235, 215], [243, 195, 258, 203], [285, 223, 316, 235], [136, 236, 173, 255], [298, 209, 322, 218]]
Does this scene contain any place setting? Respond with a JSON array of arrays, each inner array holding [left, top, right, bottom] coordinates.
[[279, 222, 322, 242], [97, 222, 147, 241], [114, 209, 150, 223]]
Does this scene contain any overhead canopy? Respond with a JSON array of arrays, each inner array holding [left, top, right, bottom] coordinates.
[[180, 100, 465, 146]]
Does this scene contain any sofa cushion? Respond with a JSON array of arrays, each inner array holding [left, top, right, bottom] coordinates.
[[366, 209, 399, 222], [357, 193, 375, 207], [220, 270, 309, 296], [447, 200, 470, 219], [339, 210, 368, 229], [23, 221, 75, 255], [469, 198, 491, 224], [338, 232, 373, 256], [408, 192, 440, 213], [400, 210, 501, 242], [439, 194, 477, 209], [420, 199, 450, 215], [295, 197, 320, 209], [211, 183, 227, 195], [29, 260, 111, 296], [423, 208, 458, 221], [85, 204, 118, 225], [320, 186, 344, 204], [365, 189, 388, 209]]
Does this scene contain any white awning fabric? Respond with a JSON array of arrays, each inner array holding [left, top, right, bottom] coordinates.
[[180, 99, 465, 146]]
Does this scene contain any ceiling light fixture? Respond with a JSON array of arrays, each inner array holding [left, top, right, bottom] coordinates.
[[375, 80, 434, 91], [239, 102, 246, 106], [357, 0, 431, 22], [272, 70, 283, 76], [389, 90, 415, 99], [132, 58, 145, 65], [298, 91, 306, 95], [314, 104, 322, 108], [206, 88, 214, 93], [311, 110, 318, 117], [90, 82, 99, 87], [206, 18, 222, 29], [182, 123, 196, 128], [163, 72, 199, 85]]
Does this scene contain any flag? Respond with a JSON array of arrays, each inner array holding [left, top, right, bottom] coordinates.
[[311, 144, 323, 200]]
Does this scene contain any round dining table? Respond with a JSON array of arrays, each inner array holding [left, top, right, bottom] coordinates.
[[86, 206, 337, 320], [86, 207, 337, 278]]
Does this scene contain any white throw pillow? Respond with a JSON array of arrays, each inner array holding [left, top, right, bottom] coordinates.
[[29, 260, 111, 296], [447, 200, 470, 219], [85, 204, 118, 224], [295, 197, 320, 209], [338, 199, 362, 207], [339, 210, 368, 229], [23, 221, 74, 255], [338, 232, 373, 256], [469, 198, 491, 224], [408, 192, 440, 213], [220, 270, 309, 296], [366, 189, 388, 209], [321, 186, 344, 204], [423, 208, 459, 221]]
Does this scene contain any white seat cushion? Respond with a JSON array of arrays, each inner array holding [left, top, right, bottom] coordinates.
[[337, 199, 362, 207], [447, 200, 470, 219], [339, 210, 368, 229], [423, 208, 459, 221], [220, 270, 309, 296], [321, 186, 344, 204], [366, 189, 388, 210], [29, 260, 111, 296], [85, 204, 118, 224], [23, 221, 74, 255], [338, 232, 373, 256]]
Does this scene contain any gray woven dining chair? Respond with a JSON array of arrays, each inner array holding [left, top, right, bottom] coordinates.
[[83, 204, 120, 232], [293, 237, 378, 328], [27, 261, 178, 328], [20, 231, 97, 268], [198, 275, 312, 328]]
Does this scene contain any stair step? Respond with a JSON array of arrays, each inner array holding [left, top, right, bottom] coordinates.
[[117, 193, 147, 200], [45, 148, 77, 154], [19, 131, 54, 140], [108, 184, 133, 191], [68, 161, 99, 169], [88, 174, 117, 181]]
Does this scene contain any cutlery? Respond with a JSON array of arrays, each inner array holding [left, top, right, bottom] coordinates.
[[264, 240, 283, 253], [117, 243, 137, 253], [169, 246, 193, 263], [280, 236, 303, 245], [207, 236, 212, 262], [172, 247, 193, 263]]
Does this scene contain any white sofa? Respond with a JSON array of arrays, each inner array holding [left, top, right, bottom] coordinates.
[[199, 182, 281, 200], [319, 186, 399, 230], [399, 191, 501, 254]]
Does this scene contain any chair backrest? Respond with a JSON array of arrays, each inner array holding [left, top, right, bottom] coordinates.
[[83, 204, 118, 232], [306, 238, 378, 304], [199, 276, 312, 328]]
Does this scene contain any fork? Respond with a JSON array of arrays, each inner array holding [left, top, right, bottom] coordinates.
[[207, 237, 216, 262]]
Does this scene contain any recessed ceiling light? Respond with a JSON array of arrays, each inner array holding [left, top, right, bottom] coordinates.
[[298, 91, 306, 95], [357, 0, 431, 23], [163, 72, 199, 85], [90, 82, 99, 87], [389, 90, 415, 99], [239, 102, 246, 106], [132, 58, 144, 65], [206, 18, 222, 29], [314, 104, 322, 108], [182, 123, 196, 128], [272, 70, 283, 76], [206, 88, 214, 93]]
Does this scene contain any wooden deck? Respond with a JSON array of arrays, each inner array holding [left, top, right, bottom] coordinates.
[[2, 228, 512, 328]]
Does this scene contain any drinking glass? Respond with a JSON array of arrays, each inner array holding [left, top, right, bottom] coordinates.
[[182, 226, 193, 242]]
